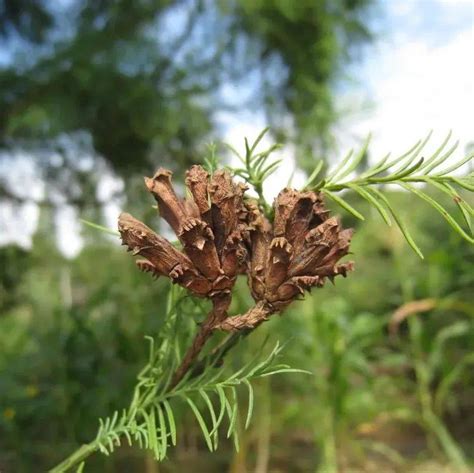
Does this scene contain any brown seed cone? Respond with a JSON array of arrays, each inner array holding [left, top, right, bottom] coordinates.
[[119, 166, 249, 299], [218, 188, 354, 330], [268, 189, 353, 309]]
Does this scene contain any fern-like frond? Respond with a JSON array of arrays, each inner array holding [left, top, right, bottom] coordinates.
[[82, 299, 309, 467]]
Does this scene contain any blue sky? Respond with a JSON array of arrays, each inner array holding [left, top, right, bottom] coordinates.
[[350, 0, 473, 153], [382, 0, 473, 47]]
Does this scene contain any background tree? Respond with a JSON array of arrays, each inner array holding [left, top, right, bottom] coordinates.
[[0, 0, 373, 206]]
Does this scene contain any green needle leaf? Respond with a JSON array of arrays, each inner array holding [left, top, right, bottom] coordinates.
[[243, 379, 254, 430], [80, 219, 120, 236], [434, 153, 474, 177], [200, 389, 219, 449], [226, 387, 238, 439], [324, 190, 365, 220], [249, 127, 270, 155], [210, 386, 228, 437], [370, 188, 424, 259], [304, 160, 324, 189], [400, 183, 474, 243], [162, 400, 177, 446], [419, 130, 452, 170], [422, 140, 459, 174], [326, 148, 354, 183], [156, 403, 167, 459], [337, 133, 372, 181], [184, 395, 214, 452], [347, 184, 391, 226]]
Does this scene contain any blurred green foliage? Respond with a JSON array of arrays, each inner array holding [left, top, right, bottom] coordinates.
[[1, 191, 473, 472]]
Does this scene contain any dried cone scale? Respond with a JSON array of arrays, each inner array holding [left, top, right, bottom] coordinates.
[[217, 189, 354, 331], [118, 166, 248, 300]]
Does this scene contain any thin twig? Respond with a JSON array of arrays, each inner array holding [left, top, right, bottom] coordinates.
[[169, 294, 231, 389]]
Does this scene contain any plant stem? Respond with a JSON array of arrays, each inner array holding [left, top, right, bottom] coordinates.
[[215, 301, 273, 331], [49, 443, 97, 473], [254, 181, 272, 219], [169, 294, 231, 389]]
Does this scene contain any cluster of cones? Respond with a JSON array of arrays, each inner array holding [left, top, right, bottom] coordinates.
[[118, 165, 353, 331]]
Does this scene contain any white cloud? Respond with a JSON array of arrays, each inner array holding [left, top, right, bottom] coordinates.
[[337, 25, 473, 165]]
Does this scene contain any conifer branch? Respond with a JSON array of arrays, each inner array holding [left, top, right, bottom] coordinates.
[[302, 131, 473, 257]]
